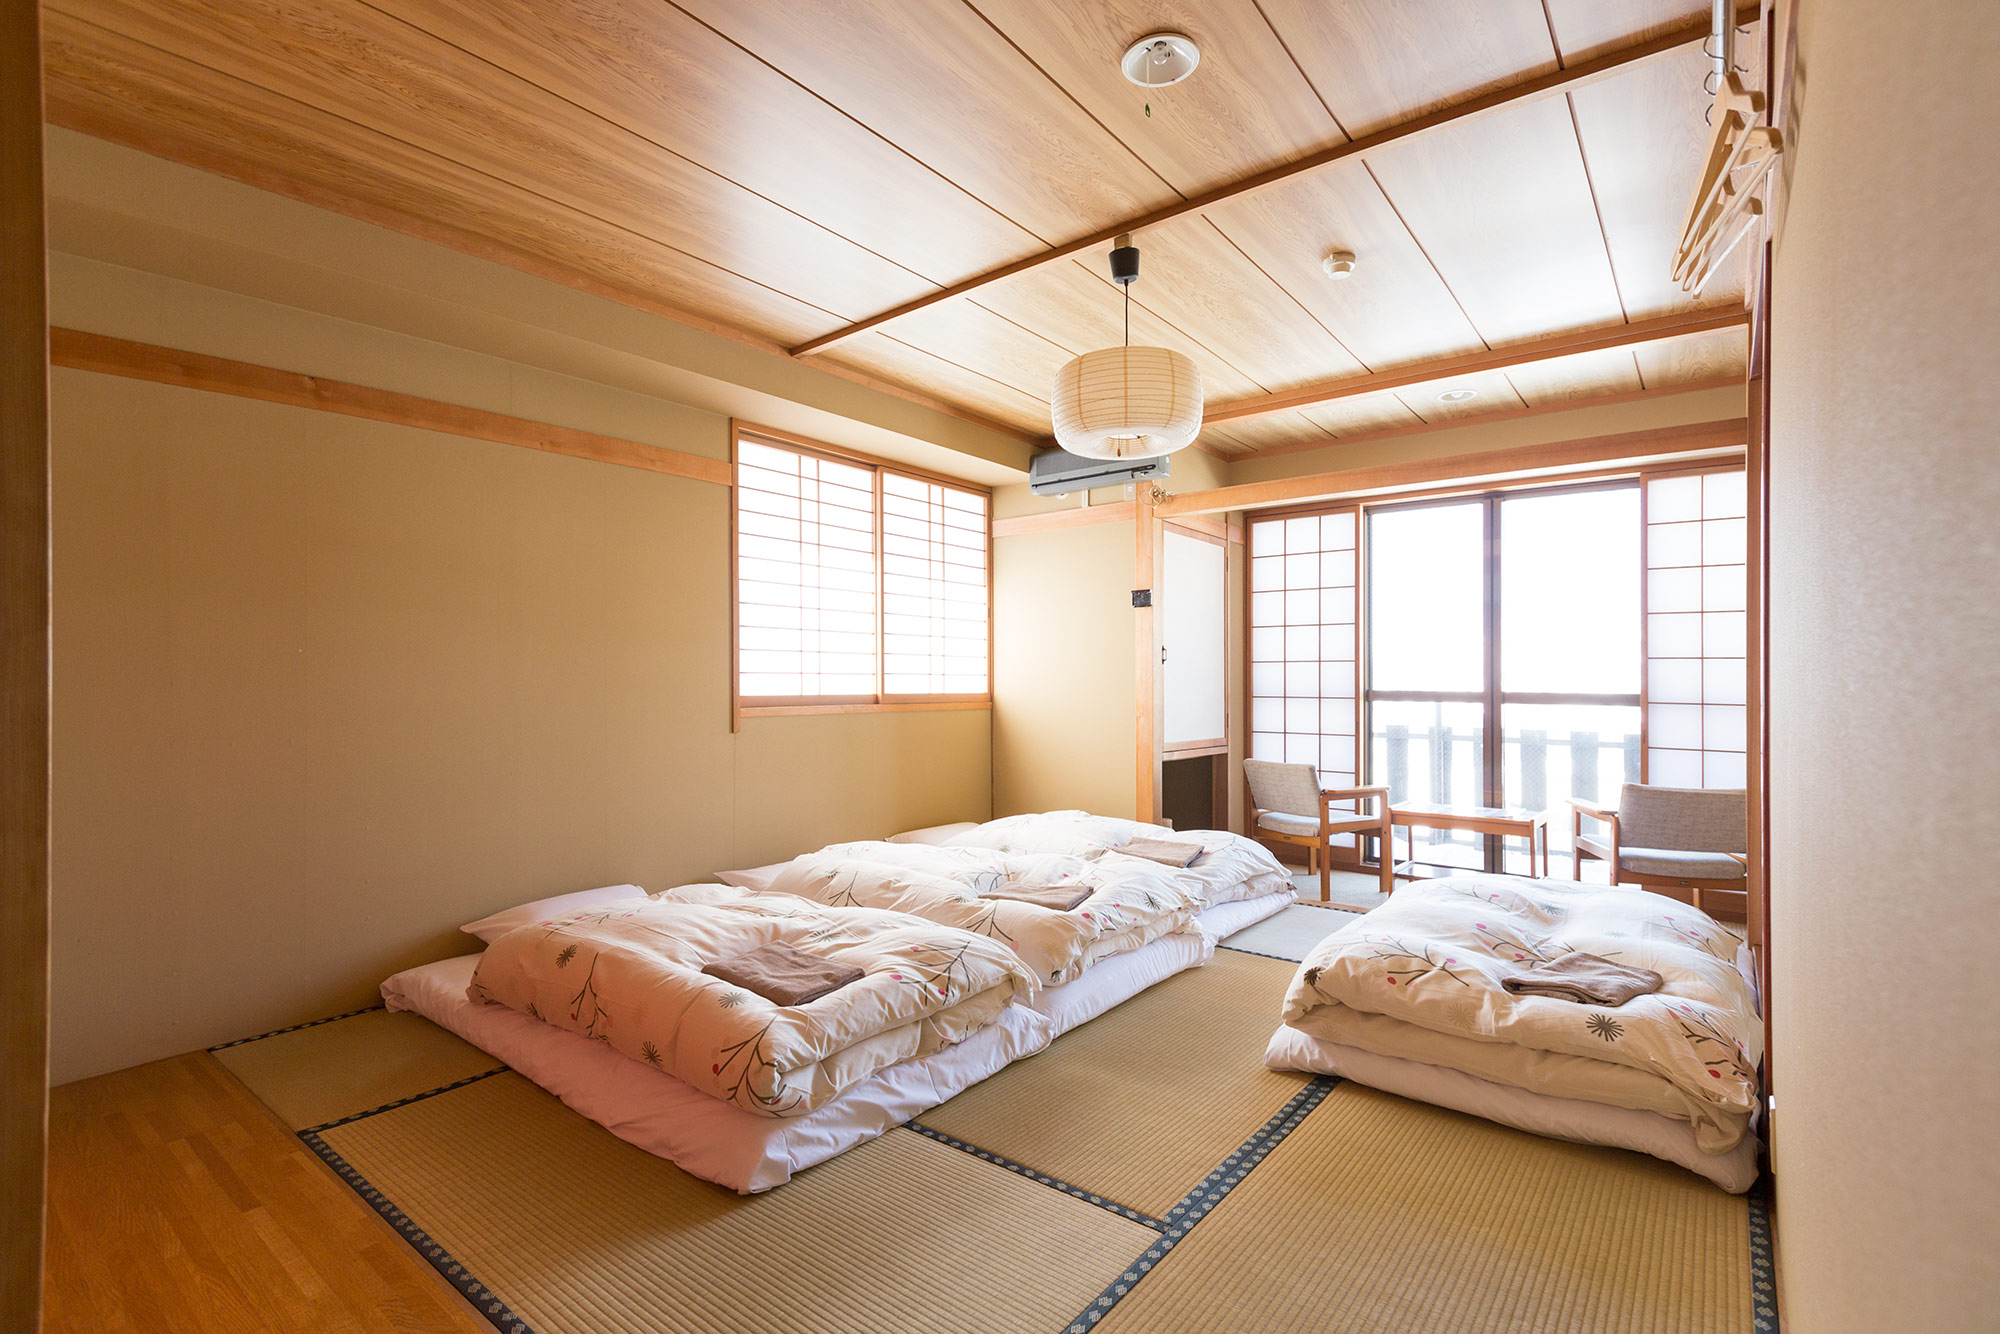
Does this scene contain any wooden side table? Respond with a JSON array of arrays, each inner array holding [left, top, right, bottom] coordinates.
[[1389, 802, 1551, 879]]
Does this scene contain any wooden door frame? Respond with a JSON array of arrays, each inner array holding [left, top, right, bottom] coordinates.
[[2, 0, 51, 1326]]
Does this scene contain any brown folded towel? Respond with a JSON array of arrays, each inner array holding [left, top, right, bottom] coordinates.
[[1501, 952, 1664, 1007], [1118, 837, 1203, 869], [702, 943, 864, 1007], [980, 883, 1093, 912]]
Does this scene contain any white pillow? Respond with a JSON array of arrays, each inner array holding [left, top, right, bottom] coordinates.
[[459, 884, 647, 945], [884, 822, 980, 846], [715, 863, 790, 892]]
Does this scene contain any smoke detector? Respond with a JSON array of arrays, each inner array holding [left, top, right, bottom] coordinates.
[[1322, 250, 1357, 280], [1437, 388, 1479, 403], [1121, 33, 1201, 88]]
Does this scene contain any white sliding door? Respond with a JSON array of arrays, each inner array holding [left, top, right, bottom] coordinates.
[[1162, 525, 1226, 748]]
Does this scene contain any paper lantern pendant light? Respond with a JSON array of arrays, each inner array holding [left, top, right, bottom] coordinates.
[[1051, 235, 1203, 460]]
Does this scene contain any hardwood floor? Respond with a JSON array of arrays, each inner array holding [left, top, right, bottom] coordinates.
[[44, 1052, 490, 1333]]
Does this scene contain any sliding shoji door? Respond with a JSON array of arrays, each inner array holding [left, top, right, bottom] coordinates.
[[1248, 508, 1362, 851], [1643, 467, 1749, 788]]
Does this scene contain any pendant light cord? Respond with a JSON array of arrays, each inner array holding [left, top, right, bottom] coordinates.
[[1123, 281, 1130, 348]]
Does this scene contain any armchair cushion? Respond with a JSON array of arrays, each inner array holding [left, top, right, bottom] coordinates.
[[1244, 759, 1321, 821], [1576, 835, 1745, 881], [1257, 810, 1383, 839]]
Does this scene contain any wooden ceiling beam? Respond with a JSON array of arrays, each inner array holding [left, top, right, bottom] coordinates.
[[790, 9, 1760, 357], [1204, 308, 1749, 425], [1154, 419, 1748, 518]]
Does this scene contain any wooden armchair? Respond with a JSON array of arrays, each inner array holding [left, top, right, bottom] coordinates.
[[1570, 783, 1748, 919], [1244, 758, 1394, 903]]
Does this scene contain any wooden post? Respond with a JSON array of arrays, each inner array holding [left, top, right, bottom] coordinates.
[[1135, 490, 1162, 823], [1, 0, 51, 1326]]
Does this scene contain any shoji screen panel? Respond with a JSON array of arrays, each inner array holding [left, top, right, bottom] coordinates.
[[1249, 508, 1360, 846], [735, 439, 878, 698], [1644, 467, 1748, 787], [879, 472, 988, 697]]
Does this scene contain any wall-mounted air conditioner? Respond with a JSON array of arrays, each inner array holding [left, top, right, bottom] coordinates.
[[1028, 447, 1171, 496]]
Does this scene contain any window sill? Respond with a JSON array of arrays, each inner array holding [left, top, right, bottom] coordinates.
[[737, 700, 992, 719]]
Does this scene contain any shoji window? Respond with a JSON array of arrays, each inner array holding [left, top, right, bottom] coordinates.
[[1644, 468, 1748, 787], [879, 473, 989, 697], [734, 429, 989, 711], [1248, 508, 1361, 847]]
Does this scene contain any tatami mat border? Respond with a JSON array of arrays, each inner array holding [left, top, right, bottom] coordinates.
[[1749, 1186, 1777, 1332], [206, 1002, 387, 1051], [1216, 943, 1308, 963], [300, 1066, 512, 1136], [299, 1127, 536, 1334], [905, 1121, 1165, 1230], [1061, 1076, 1339, 1333]]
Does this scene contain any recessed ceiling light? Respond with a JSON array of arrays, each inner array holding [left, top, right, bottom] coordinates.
[[1121, 33, 1200, 88], [1322, 250, 1357, 280], [1437, 389, 1479, 403]]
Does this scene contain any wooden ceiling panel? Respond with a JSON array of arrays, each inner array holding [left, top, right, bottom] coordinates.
[[41, 12, 838, 346], [1128, 216, 1367, 392], [884, 297, 1075, 402], [1202, 162, 1486, 372], [1364, 97, 1627, 345], [1200, 412, 1333, 458], [1567, 47, 1747, 317], [815, 334, 1052, 436], [63, 0, 941, 325], [1542, 0, 1708, 65], [1635, 326, 1747, 388], [970, 0, 1338, 193], [971, 262, 1266, 401], [1392, 368, 1528, 423], [672, 0, 1178, 243], [377, 0, 1045, 287], [1298, 391, 1424, 440], [1502, 346, 1646, 405], [1256, 0, 1557, 138]]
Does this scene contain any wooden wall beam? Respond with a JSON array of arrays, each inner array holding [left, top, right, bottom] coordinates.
[[48, 329, 733, 487], [2, 0, 50, 1325], [990, 499, 1137, 539], [1204, 310, 1749, 425], [793, 10, 1758, 356], [1156, 419, 1748, 517]]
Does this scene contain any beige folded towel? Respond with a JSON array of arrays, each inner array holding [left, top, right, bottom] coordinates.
[[1118, 837, 1203, 868], [702, 943, 864, 1007], [1501, 952, 1664, 1007], [981, 883, 1093, 912]]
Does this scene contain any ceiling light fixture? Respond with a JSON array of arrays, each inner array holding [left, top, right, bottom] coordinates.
[[1322, 250, 1357, 280], [1051, 235, 1203, 461], [1121, 33, 1201, 88], [1437, 388, 1479, 403]]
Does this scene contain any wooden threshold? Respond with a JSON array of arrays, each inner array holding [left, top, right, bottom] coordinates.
[[50, 328, 733, 486]]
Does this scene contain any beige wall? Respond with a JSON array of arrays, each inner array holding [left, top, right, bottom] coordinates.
[[1767, 1, 1999, 1328], [47, 221, 996, 1089], [992, 509, 1137, 821]]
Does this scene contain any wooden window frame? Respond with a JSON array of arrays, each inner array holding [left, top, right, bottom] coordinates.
[[730, 421, 992, 729], [1243, 459, 1743, 872]]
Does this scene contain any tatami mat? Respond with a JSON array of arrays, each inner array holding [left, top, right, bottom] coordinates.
[[213, 1007, 501, 1130], [317, 1071, 1155, 1334], [1221, 902, 1363, 963], [1093, 1082, 1752, 1334], [919, 949, 1308, 1217]]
